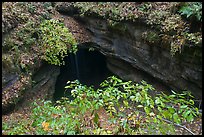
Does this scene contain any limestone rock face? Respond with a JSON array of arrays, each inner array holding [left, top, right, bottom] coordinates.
[[84, 17, 202, 99], [56, 5, 202, 99], [2, 2, 60, 114], [27, 63, 60, 101], [2, 63, 60, 114]]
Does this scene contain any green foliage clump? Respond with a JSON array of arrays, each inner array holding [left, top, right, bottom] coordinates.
[[2, 2, 56, 73], [38, 19, 78, 66], [31, 100, 77, 135], [2, 76, 200, 135], [3, 20, 41, 73], [184, 32, 202, 46], [2, 99, 76, 135], [138, 2, 152, 12], [179, 2, 202, 22], [73, 2, 142, 22], [27, 3, 36, 14], [146, 10, 170, 28], [142, 31, 161, 45]]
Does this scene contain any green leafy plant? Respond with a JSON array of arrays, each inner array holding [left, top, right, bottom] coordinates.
[[142, 31, 161, 45], [43, 2, 53, 10], [2, 76, 200, 135], [138, 2, 152, 12], [38, 19, 78, 66], [64, 76, 200, 134], [179, 2, 202, 22], [31, 99, 77, 135], [27, 3, 36, 14]]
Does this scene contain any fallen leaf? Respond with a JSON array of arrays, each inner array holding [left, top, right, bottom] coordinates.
[[42, 121, 50, 131]]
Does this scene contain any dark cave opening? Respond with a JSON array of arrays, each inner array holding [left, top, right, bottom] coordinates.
[[53, 48, 114, 102], [53, 47, 202, 110]]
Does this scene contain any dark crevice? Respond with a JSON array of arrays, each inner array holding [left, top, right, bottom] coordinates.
[[53, 48, 114, 102]]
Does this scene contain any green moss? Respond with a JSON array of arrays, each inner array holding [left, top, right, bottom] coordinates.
[[2, 54, 19, 73], [107, 20, 128, 33], [142, 31, 161, 45], [67, 2, 202, 56]]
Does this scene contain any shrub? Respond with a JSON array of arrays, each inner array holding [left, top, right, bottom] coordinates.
[[38, 19, 78, 66], [64, 76, 200, 134], [179, 2, 202, 22], [2, 76, 200, 135]]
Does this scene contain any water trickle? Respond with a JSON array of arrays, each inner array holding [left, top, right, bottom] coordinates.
[[53, 48, 113, 101], [74, 52, 80, 80]]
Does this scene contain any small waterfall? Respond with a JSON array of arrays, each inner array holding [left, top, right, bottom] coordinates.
[[74, 52, 80, 80], [54, 48, 114, 102]]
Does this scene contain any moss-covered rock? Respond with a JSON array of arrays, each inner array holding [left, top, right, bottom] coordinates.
[[2, 2, 61, 114], [55, 2, 202, 56], [2, 75, 32, 114], [142, 31, 161, 46]]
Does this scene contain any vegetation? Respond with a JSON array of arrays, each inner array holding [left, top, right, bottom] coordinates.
[[63, 2, 202, 56], [2, 2, 56, 75], [2, 2, 202, 135], [179, 2, 202, 22], [2, 2, 77, 114], [2, 2, 55, 113], [2, 2, 78, 72], [2, 76, 200, 135], [38, 19, 78, 66]]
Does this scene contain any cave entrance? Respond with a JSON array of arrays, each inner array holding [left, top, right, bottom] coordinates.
[[53, 48, 113, 101]]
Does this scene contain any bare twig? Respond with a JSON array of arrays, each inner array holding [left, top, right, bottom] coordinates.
[[137, 110, 196, 135], [161, 118, 195, 135]]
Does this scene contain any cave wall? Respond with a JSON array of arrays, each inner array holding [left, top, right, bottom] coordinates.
[[2, 62, 60, 114], [83, 17, 202, 99], [2, 2, 61, 114], [58, 12, 202, 99]]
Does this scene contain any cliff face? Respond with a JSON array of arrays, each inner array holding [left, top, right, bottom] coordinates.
[[56, 3, 202, 99], [2, 2, 60, 114], [2, 63, 60, 114], [2, 2, 202, 114]]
